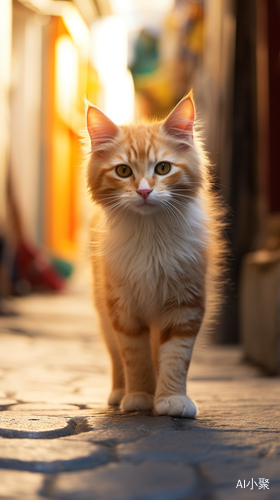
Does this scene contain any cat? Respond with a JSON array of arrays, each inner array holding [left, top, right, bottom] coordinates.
[[86, 91, 224, 418]]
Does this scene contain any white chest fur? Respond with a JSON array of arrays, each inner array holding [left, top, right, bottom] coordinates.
[[102, 199, 207, 314]]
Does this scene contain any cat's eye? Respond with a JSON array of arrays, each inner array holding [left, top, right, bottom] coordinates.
[[116, 165, 132, 178], [155, 162, 171, 175]]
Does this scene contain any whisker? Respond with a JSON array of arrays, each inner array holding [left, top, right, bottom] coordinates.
[[164, 200, 195, 234], [163, 201, 186, 229], [169, 198, 190, 208]]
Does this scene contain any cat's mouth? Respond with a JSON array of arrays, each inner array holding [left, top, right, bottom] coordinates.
[[133, 199, 158, 214]]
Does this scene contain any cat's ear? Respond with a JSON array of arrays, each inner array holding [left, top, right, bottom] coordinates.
[[162, 92, 195, 144], [87, 105, 119, 147]]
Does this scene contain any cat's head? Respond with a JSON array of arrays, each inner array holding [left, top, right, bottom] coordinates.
[[86, 92, 203, 217]]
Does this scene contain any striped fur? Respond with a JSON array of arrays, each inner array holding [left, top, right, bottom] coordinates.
[[86, 92, 225, 417]]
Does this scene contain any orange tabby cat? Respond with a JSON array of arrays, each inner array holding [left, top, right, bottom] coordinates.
[[86, 92, 223, 417]]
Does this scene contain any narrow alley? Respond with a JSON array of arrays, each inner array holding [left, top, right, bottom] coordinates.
[[0, 271, 279, 499]]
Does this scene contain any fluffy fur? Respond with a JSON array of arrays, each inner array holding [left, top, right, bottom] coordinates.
[[86, 92, 225, 417]]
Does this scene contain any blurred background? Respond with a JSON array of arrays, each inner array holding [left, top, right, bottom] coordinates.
[[0, 0, 279, 372]]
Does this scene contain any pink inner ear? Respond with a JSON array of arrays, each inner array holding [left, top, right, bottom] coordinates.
[[163, 95, 195, 142], [87, 106, 119, 146]]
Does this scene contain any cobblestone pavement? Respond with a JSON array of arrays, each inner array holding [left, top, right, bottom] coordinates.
[[0, 273, 280, 499]]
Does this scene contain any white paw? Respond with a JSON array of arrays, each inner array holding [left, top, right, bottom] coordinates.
[[121, 392, 154, 412], [154, 395, 197, 418], [108, 388, 125, 406]]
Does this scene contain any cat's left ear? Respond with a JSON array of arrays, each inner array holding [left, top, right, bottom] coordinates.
[[162, 92, 195, 144]]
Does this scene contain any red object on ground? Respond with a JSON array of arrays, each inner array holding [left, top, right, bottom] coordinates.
[[16, 239, 64, 291]]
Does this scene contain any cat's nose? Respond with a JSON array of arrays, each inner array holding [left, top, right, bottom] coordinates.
[[137, 189, 153, 200]]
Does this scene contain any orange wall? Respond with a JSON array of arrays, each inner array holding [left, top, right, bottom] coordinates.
[[44, 17, 87, 259]]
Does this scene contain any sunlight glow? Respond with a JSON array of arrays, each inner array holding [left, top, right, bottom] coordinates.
[[55, 35, 78, 125], [104, 69, 135, 125], [61, 4, 90, 60], [90, 16, 135, 124], [111, 0, 174, 15], [91, 16, 127, 79], [110, 0, 174, 32]]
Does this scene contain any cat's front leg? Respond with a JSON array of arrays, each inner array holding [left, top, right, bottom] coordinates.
[[110, 310, 156, 411], [117, 329, 156, 411], [154, 298, 205, 418]]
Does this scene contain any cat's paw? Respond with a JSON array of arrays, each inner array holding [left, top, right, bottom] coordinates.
[[121, 392, 154, 412], [108, 388, 125, 406], [154, 395, 197, 418]]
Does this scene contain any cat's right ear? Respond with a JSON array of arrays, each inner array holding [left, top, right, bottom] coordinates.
[[86, 105, 119, 147]]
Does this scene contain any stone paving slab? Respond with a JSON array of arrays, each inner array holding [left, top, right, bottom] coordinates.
[[0, 470, 43, 500], [0, 279, 280, 499], [0, 437, 110, 473], [52, 462, 197, 500], [205, 457, 280, 494]]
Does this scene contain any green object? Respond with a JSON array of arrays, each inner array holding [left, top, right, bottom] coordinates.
[[51, 256, 74, 279]]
